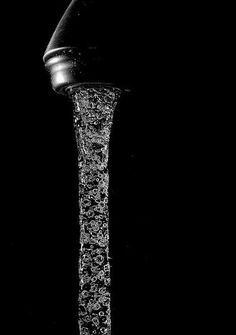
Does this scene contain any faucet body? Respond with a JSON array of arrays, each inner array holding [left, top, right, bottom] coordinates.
[[43, 0, 134, 94]]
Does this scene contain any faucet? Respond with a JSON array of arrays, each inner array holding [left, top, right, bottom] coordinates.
[[43, 0, 132, 95]]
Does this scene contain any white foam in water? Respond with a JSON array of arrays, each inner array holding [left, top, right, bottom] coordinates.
[[72, 86, 121, 335]]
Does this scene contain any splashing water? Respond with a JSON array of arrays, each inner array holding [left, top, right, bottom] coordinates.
[[72, 86, 121, 335]]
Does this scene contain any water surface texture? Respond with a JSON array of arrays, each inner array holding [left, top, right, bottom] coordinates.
[[72, 86, 121, 335]]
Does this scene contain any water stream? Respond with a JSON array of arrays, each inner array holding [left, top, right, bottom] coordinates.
[[71, 86, 121, 335]]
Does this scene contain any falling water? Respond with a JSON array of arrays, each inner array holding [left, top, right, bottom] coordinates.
[[71, 86, 121, 335]]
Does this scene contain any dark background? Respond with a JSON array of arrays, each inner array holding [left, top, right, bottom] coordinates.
[[4, 1, 226, 334]]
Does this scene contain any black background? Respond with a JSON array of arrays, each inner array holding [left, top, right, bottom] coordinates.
[[4, 1, 226, 334]]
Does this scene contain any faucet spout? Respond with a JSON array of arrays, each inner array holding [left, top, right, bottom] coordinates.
[[43, 0, 134, 95], [43, 0, 125, 95], [43, 0, 98, 95]]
